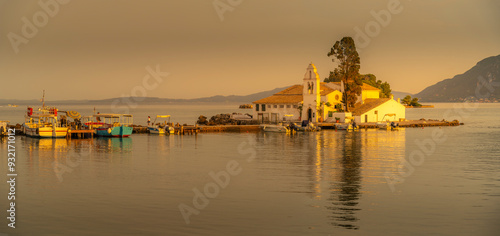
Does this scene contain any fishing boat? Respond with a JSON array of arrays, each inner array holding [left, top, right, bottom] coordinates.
[[0, 120, 9, 136], [82, 115, 105, 129], [23, 91, 68, 138], [23, 113, 68, 138], [148, 115, 174, 135], [94, 114, 133, 137]]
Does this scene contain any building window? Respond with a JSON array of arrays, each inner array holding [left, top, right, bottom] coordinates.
[[267, 105, 271, 108], [274, 105, 277, 108], [374, 110, 378, 115], [286, 105, 291, 108], [328, 111, 333, 117], [262, 104, 266, 111], [256, 104, 259, 111], [293, 105, 298, 108], [279, 105, 284, 108]]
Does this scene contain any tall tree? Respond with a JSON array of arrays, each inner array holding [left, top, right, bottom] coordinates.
[[326, 37, 362, 112], [360, 74, 392, 98]]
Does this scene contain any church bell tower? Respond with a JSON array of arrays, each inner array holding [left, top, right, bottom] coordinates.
[[302, 63, 320, 122]]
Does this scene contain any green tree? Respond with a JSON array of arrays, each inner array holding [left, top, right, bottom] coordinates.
[[360, 74, 392, 98], [379, 82, 392, 98], [326, 37, 362, 112], [410, 97, 421, 107], [402, 95, 412, 105]]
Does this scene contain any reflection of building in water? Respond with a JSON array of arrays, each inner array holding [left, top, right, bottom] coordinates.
[[253, 130, 406, 230], [319, 130, 406, 230], [326, 131, 362, 230]]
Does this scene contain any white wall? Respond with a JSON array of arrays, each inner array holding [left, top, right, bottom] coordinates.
[[357, 99, 406, 123]]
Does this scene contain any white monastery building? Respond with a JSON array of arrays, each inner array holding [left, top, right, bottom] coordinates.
[[252, 63, 405, 123]]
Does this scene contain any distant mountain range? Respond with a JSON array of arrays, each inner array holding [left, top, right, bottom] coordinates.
[[1, 86, 413, 106], [6, 55, 498, 106], [1, 86, 415, 106], [0, 87, 290, 106], [415, 54, 500, 102]]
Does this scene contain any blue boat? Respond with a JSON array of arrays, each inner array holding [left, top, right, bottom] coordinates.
[[94, 114, 133, 137]]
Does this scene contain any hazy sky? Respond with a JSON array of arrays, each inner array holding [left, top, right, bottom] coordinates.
[[1, 0, 499, 100]]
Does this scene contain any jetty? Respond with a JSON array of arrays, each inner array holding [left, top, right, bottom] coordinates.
[[317, 119, 460, 129], [5, 119, 461, 138]]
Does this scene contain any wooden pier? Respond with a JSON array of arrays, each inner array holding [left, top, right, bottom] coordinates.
[[66, 129, 95, 139]]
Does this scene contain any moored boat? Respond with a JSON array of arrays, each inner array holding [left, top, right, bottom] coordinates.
[[23, 113, 68, 138], [148, 115, 174, 135], [94, 114, 133, 137], [0, 120, 9, 136], [22, 91, 69, 138], [336, 123, 357, 131], [260, 123, 290, 133]]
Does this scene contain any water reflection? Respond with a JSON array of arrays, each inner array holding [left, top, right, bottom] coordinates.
[[327, 131, 362, 230], [95, 137, 132, 153], [256, 129, 406, 231]]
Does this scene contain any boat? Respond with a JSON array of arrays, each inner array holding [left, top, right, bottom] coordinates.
[[94, 114, 133, 137], [7, 104, 18, 107], [148, 115, 174, 135], [260, 123, 290, 133], [239, 104, 253, 109], [0, 120, 9, 136], [23, 113, 68, 138], [296, 120, 320, 132], [22, 91, 68, 138], [378, 114, 399, 130], [81, 115, 105, 129], [377, 122, 390, 130], [336, 123, 353, 130]]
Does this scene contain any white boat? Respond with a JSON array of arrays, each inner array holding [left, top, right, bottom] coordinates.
[[260, 124, 290, 133], [336, 123, 357, 131], [148, 115, 174, 135], [377, 121, 399, 131], [23, 113, 68, 138], [378, 113, 399, 131], [377, 122, 390, 130], [0, 120, 9, 136]]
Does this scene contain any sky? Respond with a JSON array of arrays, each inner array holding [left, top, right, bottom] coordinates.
[[0, 0, 499, 100]]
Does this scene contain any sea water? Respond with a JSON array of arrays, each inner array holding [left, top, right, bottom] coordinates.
[[0, 103, 499, 235]]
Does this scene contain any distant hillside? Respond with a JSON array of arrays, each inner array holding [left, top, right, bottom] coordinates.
[[415, 54, 500, 102], [0, 86, 290, 105], [392, 91, 413, 100]]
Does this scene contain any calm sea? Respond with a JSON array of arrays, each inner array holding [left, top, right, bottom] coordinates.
[[1, 103, 499, 236]]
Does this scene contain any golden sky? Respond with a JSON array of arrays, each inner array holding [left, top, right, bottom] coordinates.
[[1, 0, 499, 100]]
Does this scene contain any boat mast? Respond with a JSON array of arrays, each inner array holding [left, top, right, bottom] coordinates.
[[41, 90, 46, 109]]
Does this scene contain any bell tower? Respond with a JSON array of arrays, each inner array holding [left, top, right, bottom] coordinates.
[[302, 63, 320, 122]]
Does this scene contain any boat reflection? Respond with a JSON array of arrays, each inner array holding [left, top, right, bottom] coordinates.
[[95, 137, 132, 153]]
